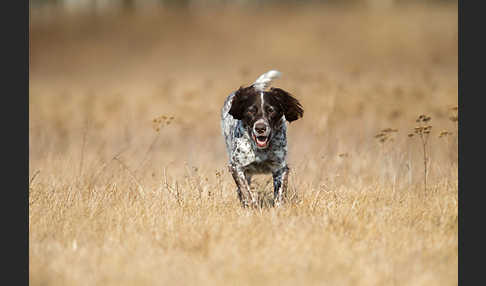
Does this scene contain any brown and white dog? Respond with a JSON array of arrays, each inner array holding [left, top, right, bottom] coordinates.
[[221, 70, 304, 207]]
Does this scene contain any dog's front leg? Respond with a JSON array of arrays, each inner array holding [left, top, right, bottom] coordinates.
[[228, 164, 256, 207], [272, 166, 289, 207]]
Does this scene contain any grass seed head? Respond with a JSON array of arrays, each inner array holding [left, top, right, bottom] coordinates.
[[439, 130, 453, 138], [152, 115, 176, 132], [375, 127, 398, 144], [416, 114, 432, 123]]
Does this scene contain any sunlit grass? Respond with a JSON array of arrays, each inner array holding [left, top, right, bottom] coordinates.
[[29, 4, 457, 286]]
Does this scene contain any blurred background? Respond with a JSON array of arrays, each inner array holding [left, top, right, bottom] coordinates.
[[29, 0, 457, 186]]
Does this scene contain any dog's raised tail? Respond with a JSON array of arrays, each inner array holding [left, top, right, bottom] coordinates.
[[252, 70, 282, 91]]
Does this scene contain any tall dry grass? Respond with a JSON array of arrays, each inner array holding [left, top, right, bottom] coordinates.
[[30, 3, 457, 285]]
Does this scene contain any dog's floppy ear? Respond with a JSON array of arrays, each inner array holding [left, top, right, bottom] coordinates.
[[268, 87, 304, 122], [228, 86, 255, 120]]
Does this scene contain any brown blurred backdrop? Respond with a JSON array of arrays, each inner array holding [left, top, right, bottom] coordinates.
[[30, 0, 457, 169]]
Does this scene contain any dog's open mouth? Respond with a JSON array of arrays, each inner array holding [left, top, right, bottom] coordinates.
[[252, 134, 269, 148]]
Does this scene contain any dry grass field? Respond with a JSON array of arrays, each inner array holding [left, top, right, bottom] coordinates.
[[29, 3, 458, 285]]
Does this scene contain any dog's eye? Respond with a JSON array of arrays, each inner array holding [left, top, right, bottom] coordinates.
[[248, 106, 257, 114], [266, 106, 275, 113]]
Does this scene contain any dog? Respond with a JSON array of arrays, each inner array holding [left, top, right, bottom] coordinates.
[[221, 70, 304, 207]]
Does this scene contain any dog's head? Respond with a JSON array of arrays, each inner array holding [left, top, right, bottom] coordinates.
[[229, 86, 304, 149]]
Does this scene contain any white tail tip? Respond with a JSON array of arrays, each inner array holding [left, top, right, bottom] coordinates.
[[252, 70, 282, 91]]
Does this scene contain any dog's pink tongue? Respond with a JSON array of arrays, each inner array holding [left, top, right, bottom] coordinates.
[[256, 138, 267, 147]]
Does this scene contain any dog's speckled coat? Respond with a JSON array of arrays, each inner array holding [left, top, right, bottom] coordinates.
[[221, 70, 302, 207]]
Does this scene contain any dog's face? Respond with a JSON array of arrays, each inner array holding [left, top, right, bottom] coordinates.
[[229, 86, 304, 149]]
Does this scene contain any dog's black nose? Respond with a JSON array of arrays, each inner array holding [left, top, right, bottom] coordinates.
[[255, 123, 267, 134]]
